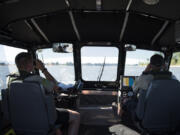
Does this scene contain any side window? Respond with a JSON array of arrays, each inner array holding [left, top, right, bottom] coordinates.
[[0, 45, 27, 90], [169, 52, 180, 81], [125, 49, 164, 76], [81, 46, 119, 81], [37, 48, 75, 84]]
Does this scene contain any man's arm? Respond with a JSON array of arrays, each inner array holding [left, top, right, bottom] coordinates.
[[41, 69, 60, 93], [35, 59, 58, 85]]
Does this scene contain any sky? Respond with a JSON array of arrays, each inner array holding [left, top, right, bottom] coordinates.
[[0, 45, 158, 64], [0, 45, 26, 63]]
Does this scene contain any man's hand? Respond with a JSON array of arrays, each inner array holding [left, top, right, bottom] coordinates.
[[35, 59, 58, 86], [144, 63, 152, 72], [35, 59, 45, 71]]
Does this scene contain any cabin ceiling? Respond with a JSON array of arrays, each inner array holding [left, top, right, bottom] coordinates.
[[0, 0, 180, 51]]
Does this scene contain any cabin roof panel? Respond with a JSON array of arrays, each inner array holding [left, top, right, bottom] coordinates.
[[73, 12, 124, 42], [35, 12, 78, 43], [123, 13, 165, 46], [0, 0, 67, 29], [0, 0, 180, 51], [69, 0, 128, 10], [4, 20, 47, 45]]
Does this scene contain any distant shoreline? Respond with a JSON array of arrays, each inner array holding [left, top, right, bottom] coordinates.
[[1, 64, 180, 67], [132, 64, 180, 67], [170, 65, 180, 67]]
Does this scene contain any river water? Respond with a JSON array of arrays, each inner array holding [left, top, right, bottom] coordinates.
[[0, 65, 180, 90], [0, 65, 180, 100]]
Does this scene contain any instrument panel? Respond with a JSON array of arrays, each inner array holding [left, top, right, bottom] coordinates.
[[120, 76, 137, 98]]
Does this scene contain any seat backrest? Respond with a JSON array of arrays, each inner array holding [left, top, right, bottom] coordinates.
[[135, 89, 147, 121], [141, 79, 180, 132], [8, 81, 57, 134], [1, 89, 10, 121]]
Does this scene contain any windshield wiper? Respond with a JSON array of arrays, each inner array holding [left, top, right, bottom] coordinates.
[[97, 57, 106, 82]]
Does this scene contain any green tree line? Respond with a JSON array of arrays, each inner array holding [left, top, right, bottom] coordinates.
[[171, 52, 180, 65]]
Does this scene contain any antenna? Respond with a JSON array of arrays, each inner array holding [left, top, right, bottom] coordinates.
[[97, 57, 106, 81]]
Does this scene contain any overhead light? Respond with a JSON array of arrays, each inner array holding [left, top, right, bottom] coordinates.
[[142, 0, 159, 5]]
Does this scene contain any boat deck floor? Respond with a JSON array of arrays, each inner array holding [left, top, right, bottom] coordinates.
[[78, 105, 140, 135]]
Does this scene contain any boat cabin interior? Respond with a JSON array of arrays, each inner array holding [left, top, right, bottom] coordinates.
[[1, 0, 180, 135]]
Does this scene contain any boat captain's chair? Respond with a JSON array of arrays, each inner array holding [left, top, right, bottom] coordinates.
[[7, 80, 57, 135], [136, 77, 180, 134]]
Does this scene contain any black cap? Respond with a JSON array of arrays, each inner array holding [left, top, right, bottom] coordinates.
[[150, 54, 164, 67]]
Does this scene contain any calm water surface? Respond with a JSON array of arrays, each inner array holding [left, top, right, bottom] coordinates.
[[0, 65, 180, 90]]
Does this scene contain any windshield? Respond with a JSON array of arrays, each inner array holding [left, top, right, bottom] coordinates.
[[169, 52, 180, 81], [0, 45, 27, 89], [125, 49, 164, 76], [37, 48, 75, 84], [81, 46, 119, 81], [0, 45, 27, 100]]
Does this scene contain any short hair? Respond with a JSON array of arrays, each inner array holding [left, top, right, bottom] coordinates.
[[150, 54, 164, 67], [15, 52, 32, 70]]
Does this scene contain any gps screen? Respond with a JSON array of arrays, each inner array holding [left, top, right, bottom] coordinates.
[[122, 76, 136, 87]]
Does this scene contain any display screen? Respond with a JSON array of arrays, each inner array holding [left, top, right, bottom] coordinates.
[[122, 76, 136, 87]]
